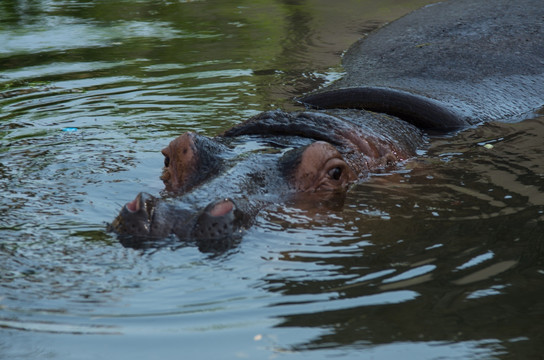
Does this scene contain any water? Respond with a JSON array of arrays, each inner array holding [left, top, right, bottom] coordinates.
[[1, 0, 543, 359]]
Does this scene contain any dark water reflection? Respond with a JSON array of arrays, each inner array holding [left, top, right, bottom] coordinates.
[[266, 117, 544, 356], [1, 0, 543, 359]]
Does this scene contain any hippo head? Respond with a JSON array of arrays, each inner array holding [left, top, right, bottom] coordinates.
[[160, 109, 418, 195], [160, 129, 358, 195], [110, 109, 423, 252]]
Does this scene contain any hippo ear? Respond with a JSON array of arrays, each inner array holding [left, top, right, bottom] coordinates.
[[297, 86, 468, 132], [161, 133, 226, 193]]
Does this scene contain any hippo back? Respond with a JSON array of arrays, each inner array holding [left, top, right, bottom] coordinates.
[[299, 0, 544, 131]]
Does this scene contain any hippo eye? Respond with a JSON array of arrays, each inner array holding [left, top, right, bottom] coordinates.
[[328, 167, 342, 180], [164, 156, 170, 167]]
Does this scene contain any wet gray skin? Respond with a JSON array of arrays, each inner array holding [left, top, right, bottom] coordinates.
[[299, 0, 544, 128], [109, 109, 424, 252], [110, 0, 544, 252]]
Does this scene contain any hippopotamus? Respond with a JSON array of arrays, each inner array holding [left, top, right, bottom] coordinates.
[[109, 0, 544, 252], [110, 109, 424, 251]]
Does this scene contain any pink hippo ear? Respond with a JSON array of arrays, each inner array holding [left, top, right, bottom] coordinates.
[[160, 132, 225, 194], [161, 132, 199, 193]]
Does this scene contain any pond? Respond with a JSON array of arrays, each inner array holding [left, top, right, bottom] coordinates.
[[1, 0, 543, 359]]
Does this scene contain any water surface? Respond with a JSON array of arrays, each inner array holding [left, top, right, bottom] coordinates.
[[1, 0, 543, 359]]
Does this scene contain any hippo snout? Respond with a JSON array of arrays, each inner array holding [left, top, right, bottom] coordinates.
[[192, 198, 246, 252], [110, 193, 249, 252]]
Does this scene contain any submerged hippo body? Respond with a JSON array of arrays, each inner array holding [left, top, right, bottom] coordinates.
[[110, 0, 544, 252]]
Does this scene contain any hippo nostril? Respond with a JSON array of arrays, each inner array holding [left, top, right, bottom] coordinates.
[[208, 199, 234, 217]]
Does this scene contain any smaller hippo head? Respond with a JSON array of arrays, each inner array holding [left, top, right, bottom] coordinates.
[[160, 133, 358, 196], [159, 110, 401, 196]]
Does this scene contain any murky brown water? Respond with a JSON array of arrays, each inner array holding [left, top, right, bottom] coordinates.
[[1, 0, 543, 359]]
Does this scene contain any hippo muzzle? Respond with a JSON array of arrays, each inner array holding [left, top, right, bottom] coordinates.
[[192, 198, 247, 252], [109, 192, 248, 252]]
